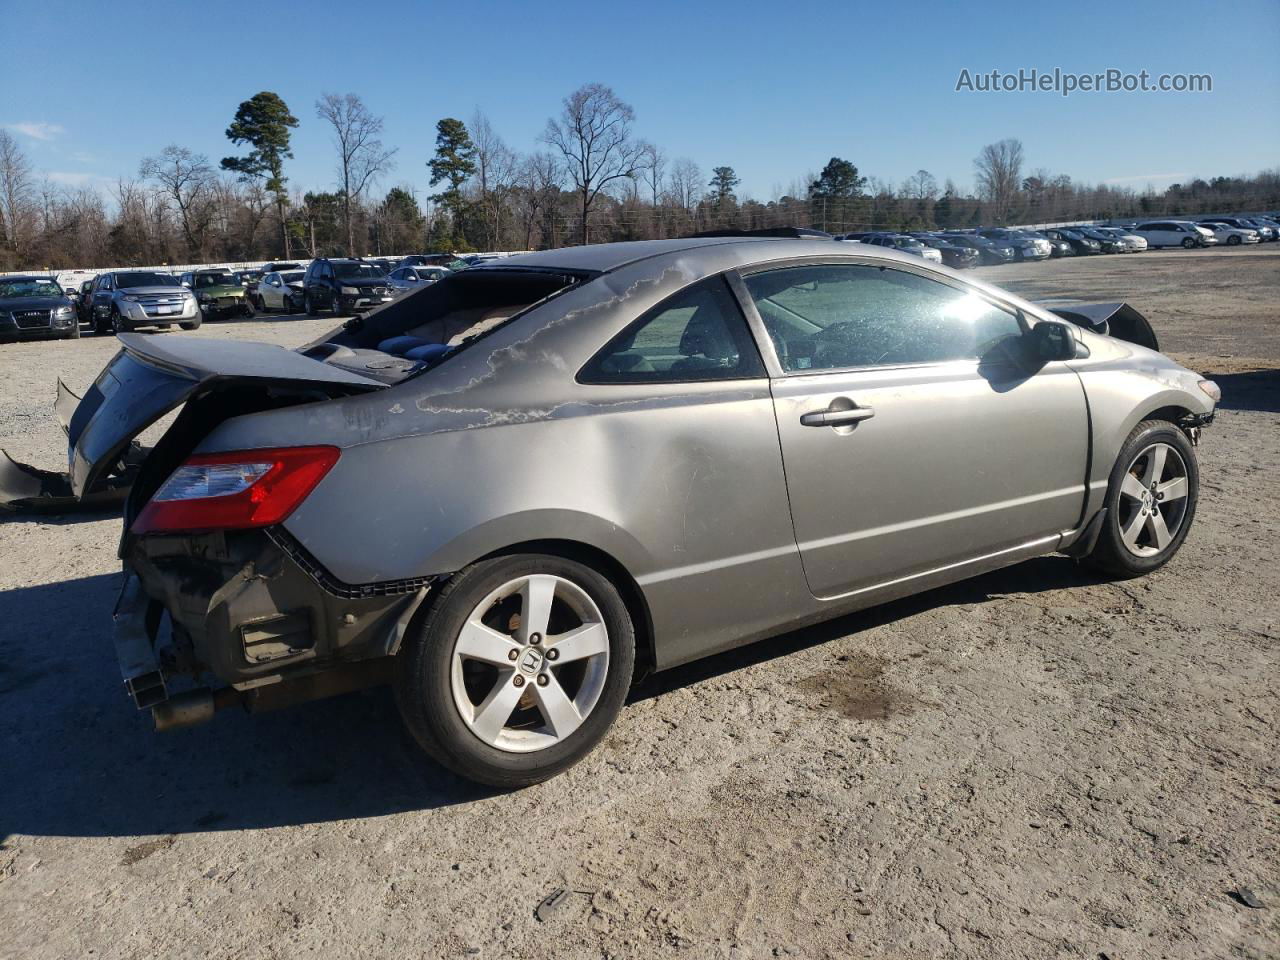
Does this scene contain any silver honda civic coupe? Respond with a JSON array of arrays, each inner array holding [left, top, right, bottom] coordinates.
[[65, 237, 1218, 786]]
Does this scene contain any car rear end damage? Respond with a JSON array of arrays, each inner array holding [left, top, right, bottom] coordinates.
[[43, 332, 441, 729]]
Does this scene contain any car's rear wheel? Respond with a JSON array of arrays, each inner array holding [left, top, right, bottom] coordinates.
[[1086, 420, 1198, 578], [395, 554, 635, 788], [1227, 234, 1241, 245]]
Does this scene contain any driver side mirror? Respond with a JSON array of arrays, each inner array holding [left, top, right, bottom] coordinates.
[[1026, 320, 1077, 363]]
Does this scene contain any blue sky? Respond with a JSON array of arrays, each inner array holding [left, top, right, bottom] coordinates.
[[2, 0, 1277, 204]]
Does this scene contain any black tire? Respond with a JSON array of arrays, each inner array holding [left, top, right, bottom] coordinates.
[[1085, 420, 1199, 579], [304, 293, 318, 316], [179, 317, 201, 330], [1181, 237, 1197, 249], [395, 553, 635, 788], [1227, 235, 1241, 246], [241, 300, 255, 319], [110, 309, 127, 335], [66, 323, 81, 340]]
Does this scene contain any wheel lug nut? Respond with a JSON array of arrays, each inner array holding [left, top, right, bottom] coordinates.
[[545, 648, 559, 661], [536, 675, 549, 686], [530, 633, 542, 645], [513, 675, 525, 687], [508, 649, 519, 661]]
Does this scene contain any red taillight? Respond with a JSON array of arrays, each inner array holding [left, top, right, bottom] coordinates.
[[132, 446, 340, 535]]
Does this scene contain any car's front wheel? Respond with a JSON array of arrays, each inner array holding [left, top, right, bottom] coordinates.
[[396, 554, 635, 788], [1181, 236, 1197, 249], [1227, 235, 1241, 246], [110, 308, 127, 335], [304, 293, 318, 316], [1086, 420, 1199, 578]]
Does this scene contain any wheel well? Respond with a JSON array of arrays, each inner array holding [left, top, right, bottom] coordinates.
[[473, 538, 657, 679]]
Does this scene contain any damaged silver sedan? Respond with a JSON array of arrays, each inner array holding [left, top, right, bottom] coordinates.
[[29, 237, 1220, 786]]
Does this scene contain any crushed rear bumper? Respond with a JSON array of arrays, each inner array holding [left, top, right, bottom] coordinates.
[[112, 528, 436, 724]]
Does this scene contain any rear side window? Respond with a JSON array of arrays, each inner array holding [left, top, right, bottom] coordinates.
[[743, 264, 1024, 372], [580, 275, 765, 384]]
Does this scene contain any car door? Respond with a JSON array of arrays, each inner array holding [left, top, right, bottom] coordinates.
[[739, 260, 1090, 600]]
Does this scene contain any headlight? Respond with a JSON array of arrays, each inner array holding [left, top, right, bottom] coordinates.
[[199, 293, 213, 303], [53, 305, 74, 319], [340, 286, 359, 295], [1197, 380, 1221, 403]]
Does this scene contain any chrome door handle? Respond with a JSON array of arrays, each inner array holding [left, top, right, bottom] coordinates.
[[800, 406, 875, 427]]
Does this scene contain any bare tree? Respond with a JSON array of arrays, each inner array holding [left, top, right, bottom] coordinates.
[[514, 152, 563, 249], [639, 142, 666, 238], [669, 157, 702, 230], [0, 130, 35, 264], [140, 145, 217, 260], [316, 93, 398, 255], [974, 138, 1024, 222], [541, 83, 646, 244], [903, 169, 938, 201], [470, 110, 519, 250]]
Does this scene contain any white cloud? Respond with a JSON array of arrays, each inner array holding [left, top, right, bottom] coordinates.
[[6, 121, 66, 141], [46, 171, 109, 187]]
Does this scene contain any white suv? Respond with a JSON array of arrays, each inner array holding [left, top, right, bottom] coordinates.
[[1130, 220, 1215, 249]]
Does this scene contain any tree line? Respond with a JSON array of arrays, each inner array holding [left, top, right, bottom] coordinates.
[[1, 85, 1277, 271]]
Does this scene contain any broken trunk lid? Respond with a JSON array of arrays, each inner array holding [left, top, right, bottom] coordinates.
[[68, 333, 386, 498]]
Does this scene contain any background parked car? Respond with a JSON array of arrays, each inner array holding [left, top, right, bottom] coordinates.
[[1093, 227, 1147, 252], [262, 260, 305, 273], [1022, 231, 1074, 257], [1046, 229, 1103, 255], [256, 270, 306, 311], [1129, 220, 1214, 248], [860, 233, 944, 263], [181, 269, 254, 320], [909, 234, 980, 269], [388, 265, 451, 294], [1197, 221, 1259, 245], [940, 233, 1016, 264], [234, 269, 263, 306], [89, 270, 200, 334], [977, 229, 1051, 261], [302, 258, 394, 315], [0, 275, 81, 341], [1075, 227, 1128, 254]]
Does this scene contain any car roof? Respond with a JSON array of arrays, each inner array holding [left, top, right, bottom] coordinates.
[[0, 274, 55, 282], [470, 237, 792, 274]]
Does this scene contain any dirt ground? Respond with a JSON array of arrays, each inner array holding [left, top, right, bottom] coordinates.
[[1, 247, 1277, 960]]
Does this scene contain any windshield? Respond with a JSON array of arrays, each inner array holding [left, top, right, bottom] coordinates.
[[333, 262, 386, 280], [194, 273, 233, 288], [0, 279, 63, 298], [281, 271, 304, 283], [117, 272, 181, 288], [891, 237, 923, 248]]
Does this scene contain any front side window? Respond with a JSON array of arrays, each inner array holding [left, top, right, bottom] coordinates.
[[580, 276, 765, 384], [743, 264, 1024, 373]]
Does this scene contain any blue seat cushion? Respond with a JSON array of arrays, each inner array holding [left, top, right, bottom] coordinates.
[[377, 336, 431, 356], [404, 343, 451, 362]]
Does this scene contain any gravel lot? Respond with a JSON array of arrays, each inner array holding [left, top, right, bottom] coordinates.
[[2, 248, 1277, 960]]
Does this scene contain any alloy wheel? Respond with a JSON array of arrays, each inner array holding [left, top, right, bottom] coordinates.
[[1117, 442, 1190, 557], [450, 573, 610, 753]]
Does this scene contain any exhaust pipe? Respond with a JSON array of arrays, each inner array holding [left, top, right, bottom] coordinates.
[[152, 688, 240, 732]]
